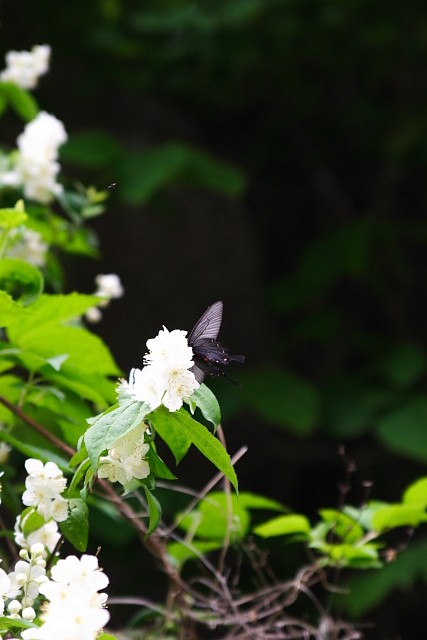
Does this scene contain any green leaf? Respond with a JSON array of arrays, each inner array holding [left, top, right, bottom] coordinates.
[[145, 446, 176, 480], [0, 374, 21, 424], [142, 485, 162, 535], [254, 514, 310, 538], [376, 397, 427, 463], [21, 509, 45, 537], [371, 504, 427, 532], [85, 401, 150, 468], [0, 430, 70, 470], [148, 406, 192, 464], [8, 293, 103, 336], [120, 143, 246, 204], [43, 371, 116, 407], [241, 368, 320, 435], [403, 477, 427, 507], [0, 203, 28, 229], [318, 509, 364, 543], [151, 406, 238, 490], [9, 324, 119, 377], [178, 492, 249, 541], [337, 538, 427, 617], [378, 343, 427, 388], [67, 458, 91, 498], [0, 258, 43, 305], [167, 540, 222, 570], [0, 81, 38, 120], [239, 492, 287, 512], [0, 291, 34, 327], [189, 383, 221, 430], [324, 384, 392, 438], [61, 130, 123, 167], [59, 498, 89, 552], [0, 616, 33, 631], [327, 543, 381, 568]]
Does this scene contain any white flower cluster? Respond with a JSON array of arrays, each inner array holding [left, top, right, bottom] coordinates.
[[22, 459, 68, 523], [0, 459, 110, 639], [98, 422, 150, 489], [85, 273, 124, 324], [21, 554, 110, 640], [123, 326, 199, 412], [0, 543, 47, 622], [14, 517, 61, 557], [0, 44, 50, 89], [7, 227, 48, 267], [0, 111, 67, 203]]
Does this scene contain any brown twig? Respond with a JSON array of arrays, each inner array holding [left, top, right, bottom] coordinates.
[[0, 394, 75, 457]]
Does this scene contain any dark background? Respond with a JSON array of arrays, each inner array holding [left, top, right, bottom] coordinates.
[[2, 1, 427, 636]]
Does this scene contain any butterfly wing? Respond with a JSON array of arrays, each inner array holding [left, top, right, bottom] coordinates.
[[188, 301, 244, 384], [187, 301, 223, 347]]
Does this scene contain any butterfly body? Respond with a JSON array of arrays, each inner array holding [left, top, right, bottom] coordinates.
[[188, 301, 245, 383]]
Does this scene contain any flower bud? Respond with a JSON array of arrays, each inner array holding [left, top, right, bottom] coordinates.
[[22, 606, 36, 621], [7, 600, 21, 614]]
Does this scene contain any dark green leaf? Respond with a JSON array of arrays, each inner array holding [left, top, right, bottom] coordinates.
[[148, 405, 192, 464], [241, 368, 320, 435], [142, 484, 162, 535], [59, 498, 89, 552], [61, 130, 123, 167], [151, 406, 238, 490], [0, 258, 43, 305], [145, 446, 176, 480], [0, 81, 38, 120], [376, 397, 427, 463]]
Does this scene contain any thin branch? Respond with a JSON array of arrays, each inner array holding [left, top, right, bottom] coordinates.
[[0, 394, 75, 457]]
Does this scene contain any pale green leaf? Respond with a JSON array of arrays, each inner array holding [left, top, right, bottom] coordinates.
[[189, 383, 221, 430], [372, 504, 427, 532], [403, 477, 427, 507], [254, 514, 311, 538]]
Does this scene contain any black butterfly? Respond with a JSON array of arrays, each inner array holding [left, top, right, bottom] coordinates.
[[187, 301, 245, 384]]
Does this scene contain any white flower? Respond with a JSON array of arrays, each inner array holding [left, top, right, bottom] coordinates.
[[127, 366, 166, 410], [84, 306, 103, 324], [7, 227, 48, 267], [0, 111, 67, 203], [0, 568, 11, 614], [98, 423, 150, 487], [22, 459, 68, 523], [163, 367, 200, 411], [97, 453, 127, 485], [94, 273, 124, 300], [14, 518, 61, 555], [23, 554, 110, 640], [28, 521, 61, 553], [124, 325, 200, 412], [0, 45, 50, 89], [145, 326, 194, 369]]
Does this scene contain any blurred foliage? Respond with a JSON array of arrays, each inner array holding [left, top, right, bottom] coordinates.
[[2, 0, 427, 635]]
